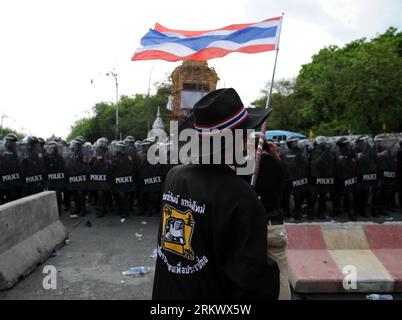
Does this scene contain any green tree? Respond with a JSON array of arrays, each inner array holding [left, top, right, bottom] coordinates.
[[251, 79, 307, 134], [0, 127, 24, 140], [67, 80, 172, 142], [293, 27, 402, 136]]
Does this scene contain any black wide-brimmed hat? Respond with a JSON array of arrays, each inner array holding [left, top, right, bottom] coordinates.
[[179, 88, 272, 133], [178, 88, 273, 158]]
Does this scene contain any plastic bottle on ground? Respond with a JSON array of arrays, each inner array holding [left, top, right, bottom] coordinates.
[[366, 294, 393, 300]]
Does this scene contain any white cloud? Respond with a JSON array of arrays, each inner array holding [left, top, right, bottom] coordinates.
[[0, 0, 400, 139]]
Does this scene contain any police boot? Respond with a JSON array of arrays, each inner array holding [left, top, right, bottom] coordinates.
[[370, 206, 379, 217], [348, 210, 357, 221], [317, 204, 327, 219], [307, 209, 314, 220], [95, 208, 105, 218], [293, 210, 302, 221]]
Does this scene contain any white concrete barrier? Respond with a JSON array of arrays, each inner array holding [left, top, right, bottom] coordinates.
[[0, 191, 67, 290]]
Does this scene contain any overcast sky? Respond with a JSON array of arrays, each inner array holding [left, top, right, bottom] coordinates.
[[0, 0, 401, 139]]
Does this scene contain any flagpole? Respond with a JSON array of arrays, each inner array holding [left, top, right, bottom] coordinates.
[[250, 13, 284, 187], [147, 61, 156, 133]]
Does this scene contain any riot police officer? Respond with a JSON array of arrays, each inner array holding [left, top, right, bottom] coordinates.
[[44, 141, 66, 212], [124, 135, 138, 212], [354, 136, 378, 217], [334, 137, 357, 220], [89, 137, 111, 218], [0, 133, 22, 203], [110, 141, 137, 218], [397, 140, 402, 213], [137, 141, 164, 217], [376, 136, 398, 215], [65, 139, 88, 218], [309, 136, 337, 219], [18, 136, 46, 196], [281, 137, 310, 220]]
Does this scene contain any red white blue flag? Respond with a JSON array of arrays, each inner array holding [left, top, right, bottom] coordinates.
[[131, 16, 282, 62]]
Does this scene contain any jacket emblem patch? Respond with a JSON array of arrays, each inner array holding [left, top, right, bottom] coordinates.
[[161, 205, 195, 261]]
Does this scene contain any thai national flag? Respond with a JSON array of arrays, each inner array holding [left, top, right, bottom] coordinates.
[[132, 16, 282, 62]]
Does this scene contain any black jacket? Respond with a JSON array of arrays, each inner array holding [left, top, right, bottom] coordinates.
[[152, 164, 279, 300], [254, 153, 286, 216]]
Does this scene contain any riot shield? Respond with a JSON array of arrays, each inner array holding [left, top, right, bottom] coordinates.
[[65, 141, 88, 191], [334, 139, 357, 192], [88, 139, 110, 191], [44, 141, 66, 190], [0, 140, 22, 189], [354, 136, 378, 188], [17, 141, 45, 194], [138, 143, 163, 193], [282, 142, 309, 191], [310, 137, 337, 192], [110, 141, 136, 193], [375, 136, 398, 186]]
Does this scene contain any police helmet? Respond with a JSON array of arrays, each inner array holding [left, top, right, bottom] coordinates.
[[5, 133, 18, 142], [336, 137, 349, 147]]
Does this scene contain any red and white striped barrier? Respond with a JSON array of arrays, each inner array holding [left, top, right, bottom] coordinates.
[[285, 222, 402, 293]]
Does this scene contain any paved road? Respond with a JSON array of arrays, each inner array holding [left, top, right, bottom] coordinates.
[[0, 207, 160, 300], [1, 201, 401, 300]]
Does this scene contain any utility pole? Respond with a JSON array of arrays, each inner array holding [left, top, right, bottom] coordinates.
[[1, 111, 8, 137], [106, 70, 119, 139], [147, 62, 156, 133]]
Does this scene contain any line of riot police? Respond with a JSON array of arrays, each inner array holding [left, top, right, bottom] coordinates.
[[278, 134, 402, 221], [0, 133, 173, 219]]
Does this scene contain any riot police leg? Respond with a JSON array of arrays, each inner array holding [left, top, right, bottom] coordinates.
[[388, 186, 398, 211], [309, 192, 318, 220], [114, 192, 128, 218], [355, 187, 368, 217], [332, 191, 341, 217], [133, 191, 139, 207], [379, 185, 390, 215], [154, 190, 162, 214], [127, 191, 135, 212], [0, 190, 5, 205], [371, 187, 380, 217], [293, 190, 302, 220], [344, 192, 356, 221], [82, 190, 88, 214], [89, 190, 98, 206], [136, 187, 147, 216], [149, 190, 162, 216], [5, 187, 20, 203], [56, 191, 62, 215], [143, 191, 151, 216], [282, 186, 291, 218], [361, 188, 369, 217], [95, 190, 107, 218], [63, 190, 71, 211], [318, 192, 327, 219], [72, 190, 85, 216]]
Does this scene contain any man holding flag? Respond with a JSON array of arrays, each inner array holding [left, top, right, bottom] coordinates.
[[132, 16, 284, 300]]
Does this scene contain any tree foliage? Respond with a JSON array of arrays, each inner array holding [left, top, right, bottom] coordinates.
[[0, 127, 24, 140], [252, 27, 402, 137], [67, 80, 172, 142]]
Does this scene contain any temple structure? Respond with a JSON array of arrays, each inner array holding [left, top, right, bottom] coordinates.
[[170, 61, 219, 120]]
